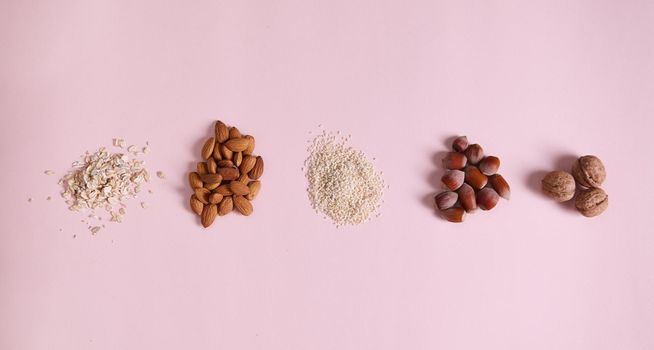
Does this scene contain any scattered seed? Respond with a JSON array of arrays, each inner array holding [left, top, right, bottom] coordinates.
[[142, 146, 150, 154], [44, 170, 55, 175], [90, 226, 101, 234], [28, 198, 32, 203], [141, 202, 148, 209], [156, 171, 165, 179], [46, 196, 52, 201]]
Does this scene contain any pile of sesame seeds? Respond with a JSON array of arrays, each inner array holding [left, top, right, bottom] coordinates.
[[304, 130, 385, 226]]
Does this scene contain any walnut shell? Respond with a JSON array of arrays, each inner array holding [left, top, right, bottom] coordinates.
[[571, 155, 606, 188], [542, 171, 576, 202], [575, 188, 608, 217]]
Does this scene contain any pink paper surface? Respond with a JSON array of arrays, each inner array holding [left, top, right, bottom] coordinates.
[[1, 0, 653, 349]]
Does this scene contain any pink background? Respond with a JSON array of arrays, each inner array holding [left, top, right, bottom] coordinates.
[[1, 0, 654, 349]]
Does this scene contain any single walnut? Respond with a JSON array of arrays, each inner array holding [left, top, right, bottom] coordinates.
[[571, 155, 606, 188], [542, 171, 576, 202], [575, 188, 608, 217]]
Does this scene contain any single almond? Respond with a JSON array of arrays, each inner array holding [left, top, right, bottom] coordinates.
[[194, 188, 211, 204], [229, 181, 250, 196], [200, 173, 223, 184], [218, 196, 233, 216], [215, 184, 233, 196], [201, 204, 218, 227], [246, 181, 261, 200], [229, 126, 241, 139], [212, 142, 222, 160], [233, 152, 243, 167], [233, 195, 253, 216], [238, 173, 249, 184], [225, 138, 249, 152], [243, 135, 255, 155], [220, 144, 233, 159], [201, 137, 215, 160], [190, 195, 204, 215], [207, 158, 217, 174], [204, 182, 220, 190], [189, 172, 203, 189], [197, 162, 208, 175], [249, 156, 264, 179], [215, 121, 229, 143], [216, 167, 239, 181], [209, 192, 223, 204], [239, 155, 256, 174], [217, 160, 234, 168]]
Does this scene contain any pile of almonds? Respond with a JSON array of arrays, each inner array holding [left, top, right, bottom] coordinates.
[[434, 136, 511, 223], [189, 120, 263, 227], [541, 155, 608, 217]]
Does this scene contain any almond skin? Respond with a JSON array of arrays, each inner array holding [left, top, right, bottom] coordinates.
[[190, 195, 204, 215], [225, 138, 250, 152], [200, 173, 223, 184], [233, 152, 243, 167], [215, 184, 233, 196], [229, 181, 250, 196], [220, 144, 233, 159], [201, 204, 218, 227], [238, 173, 249, 184], [249, 156, 264, 179], [216, 167, 239, 181], [217, 160, 234, 168], [194, 188, 211, 204], [207, 158, 217, 174], [246, 181, 261, 200], [209, 192, 223, 204], [201, 137, 215, 160], [189, 172, 203, 189], [197, 162, 208, 175], [243, 135, 255, 155], [215, 121, 229, 143], [212, 142, 222, 160], [233, 195, 253, 216], [239, 155, 256, 174], [218, 196, 233, 216], [229, 126, 242, 139], [204, 182, 220, 191]]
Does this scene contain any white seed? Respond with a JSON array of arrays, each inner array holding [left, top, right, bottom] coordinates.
[[304, 131, 384, 226], [44, 170, 55, 175]]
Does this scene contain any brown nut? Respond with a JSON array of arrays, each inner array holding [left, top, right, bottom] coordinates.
[[215, 120, 229, 143], [442, 170, 465, 191], [464, 166, 488, 190], [464, 144, 484, 164], [201, 204, 218, 227], [476, 187, 500, 210], [201, 137, 215, 160], [434, 191, 458, 210], [216, 167, 239, 181], [457, 183, 477, 212], [542, 171, 575, 202], [228, 126, 241, 139], [452, 136, 469, 152], [571, 155, 606, 188], [479, 156, 500, 176], [442, 152, 467, 170], [575, 188, 608, 217], [189, 172, 203, 189], [233, 195, 253, 216], [218, 196, 233, 216], [441, 207, 466, 223], [190, 195, 204, 215], [208, 192, 223, 204], [200, 173, 223, 185], [489, 174, 511, 200]]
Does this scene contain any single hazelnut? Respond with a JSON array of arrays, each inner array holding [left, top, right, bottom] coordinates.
[[571, 155, 606, 188], [457, 183, 477, 212], [464, 166, 488, 190], [442, 170, 465, 191], [441, 207, 466, 223], [464, 144, 484, 164], [575, 188, 608, 217], [479, 156, 500, 175], [489, 174, 510, 200], [442, 152, 467, 170], [542, 171, 576, 202], [452, 136, 469, 152], [476, 187, 500, 210], [434, 191, 458, 210]]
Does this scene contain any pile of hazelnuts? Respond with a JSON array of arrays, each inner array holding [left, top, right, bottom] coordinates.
[[541, 155, 608, 217], [434, 136, 511, 223]]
